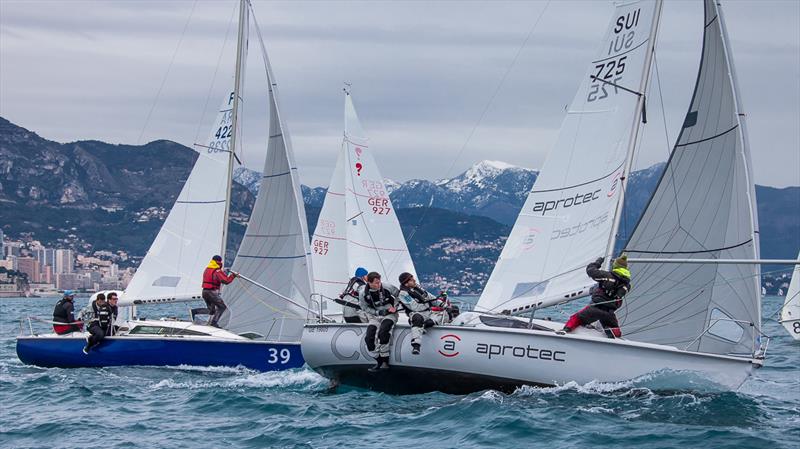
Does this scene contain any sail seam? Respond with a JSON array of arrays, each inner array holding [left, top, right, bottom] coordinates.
[[262, 171, 291, 179], [591, 39, 649, 64], [675, 124, 738, 147], [530, 163, 624, 194], [237, 254, 308, 260], [175, 200, 226, 204], [626, 238, 752, 255], [245, 233, 302, 238]]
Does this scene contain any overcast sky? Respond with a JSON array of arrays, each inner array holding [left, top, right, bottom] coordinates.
[[1, 0, 798, 188]]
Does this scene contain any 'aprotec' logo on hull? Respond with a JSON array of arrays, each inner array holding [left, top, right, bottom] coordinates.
[[476, 343, 566, 362]]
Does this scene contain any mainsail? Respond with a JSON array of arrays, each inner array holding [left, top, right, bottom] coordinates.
[[119, 91, 239, 306], [312, 92, 416, 315], [619, 0, 761, 356], [218, 6, 314, 342], [779, 252, 799, 338], [477, 0, 660, 314]]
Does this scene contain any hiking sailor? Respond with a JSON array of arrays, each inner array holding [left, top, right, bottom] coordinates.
[[202, 255, 238, 328], [81, 293, 115, 354], [398, 272, 451, 355], [561, 254, 631, 338], [336, 267, 368, 323], [52, 290, 81, 335], [358, 271, 401, 371]]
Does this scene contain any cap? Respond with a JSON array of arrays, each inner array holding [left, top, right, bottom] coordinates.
[[212, 255, 223, 262], [354, 267, 368, 278], [63, 290, 74, 297], [398, 272, 414, 285], [613, 253, 628, 269]]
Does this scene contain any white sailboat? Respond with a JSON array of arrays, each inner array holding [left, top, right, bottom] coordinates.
[[17, 0, 309, 370], [302, 0, 772, 393], [310, 90, 416, 319], [780, 252, 800, 339]]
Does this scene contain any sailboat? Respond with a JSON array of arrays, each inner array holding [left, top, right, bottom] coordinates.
[[780, 252, 800, 340], [17, 0, 309, 371], [310, 90, 416, 320], [302, 0, 774, 393]]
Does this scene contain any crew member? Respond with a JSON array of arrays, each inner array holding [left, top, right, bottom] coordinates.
[[337, 267, 368, 323], [82, 293, 114, 354], [398, 272, 451, 355], [562, 254, 631, 338], [52, 290, 81, 334], [358, 272, 401, 371], [107, 292, 120, 335], [202, 255, 237, 327]]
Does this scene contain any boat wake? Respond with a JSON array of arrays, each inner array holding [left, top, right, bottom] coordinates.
[[147, 367, 328, 392]]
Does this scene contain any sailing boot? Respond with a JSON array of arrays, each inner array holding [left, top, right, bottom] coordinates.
[[378, 356, 390, 370], [368, 357, 383, 372]]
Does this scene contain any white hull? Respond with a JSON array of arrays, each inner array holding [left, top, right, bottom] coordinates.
[[779, 318, 800, 341], [301, 317, 760, 394]]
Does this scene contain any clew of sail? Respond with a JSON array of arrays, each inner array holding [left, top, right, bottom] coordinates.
[[477, 0, 659, 315], [218, 7, 314, 342], [312, 92, 416, 316], [779, 252, 799, 338], [119, 90, 239, 307], [619, 0, 760, 356]]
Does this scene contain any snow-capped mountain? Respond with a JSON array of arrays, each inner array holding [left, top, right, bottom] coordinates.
[[236, 160, 667, 226]]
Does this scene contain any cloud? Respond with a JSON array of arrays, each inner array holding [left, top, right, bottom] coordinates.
[[1, 0, 797, 188]]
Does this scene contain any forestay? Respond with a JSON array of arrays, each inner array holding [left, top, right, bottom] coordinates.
[[120, 91, 239, 306], [311, 92, 416, 316], [619, 0, 760, 356], [218, 9, 314, 342], [478, 0, 658, 314]]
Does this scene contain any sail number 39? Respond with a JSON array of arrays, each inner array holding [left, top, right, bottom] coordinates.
[[268, 348, 292, 364]]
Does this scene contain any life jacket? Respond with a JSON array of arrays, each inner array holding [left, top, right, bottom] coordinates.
[[53, 298, 73, 324], [592, 270, 631, 311], [88, 302, 114, 328], [401, 285, 438, 311], [202, 260, 234, 290], [343, 277, 366, 299], [365, 287, 396, 309]]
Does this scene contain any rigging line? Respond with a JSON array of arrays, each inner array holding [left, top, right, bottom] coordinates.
[[478, 261, 589, 315], [384, 0, 552, 275], [192, 4, 239, 145], [175, 2, 238, 285], [136, 0, 199, 146]]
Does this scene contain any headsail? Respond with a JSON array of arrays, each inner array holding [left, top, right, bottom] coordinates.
[[781, 254, 800, 338], [218, 6, 314, 342], [477, 0, 660, 314], [312, 92, 416, 315], [619, 0, 761, 356], [119, 91, 238, 306]]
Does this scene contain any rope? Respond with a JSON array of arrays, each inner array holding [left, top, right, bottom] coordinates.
[[383, 0, 552, 275], [136, 0, 199, 145]]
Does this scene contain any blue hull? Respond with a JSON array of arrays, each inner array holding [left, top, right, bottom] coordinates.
[[16, 336, 304, 371]]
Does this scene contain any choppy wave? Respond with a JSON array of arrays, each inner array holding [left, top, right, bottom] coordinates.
[[1, 297, 798, 449]]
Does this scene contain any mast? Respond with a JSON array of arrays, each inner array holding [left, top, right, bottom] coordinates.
[[222, 0, 249, 260], [715, 0, 762, 323], [603, 0, 664, 267]]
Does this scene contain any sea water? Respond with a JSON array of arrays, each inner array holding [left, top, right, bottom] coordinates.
[[1, 296, 797, 449]]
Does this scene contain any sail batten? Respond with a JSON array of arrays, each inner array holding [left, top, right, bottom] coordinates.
[[618, 0, 760, 357]]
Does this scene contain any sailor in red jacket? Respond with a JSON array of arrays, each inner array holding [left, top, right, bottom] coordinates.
[[202, 255, 237, 327]]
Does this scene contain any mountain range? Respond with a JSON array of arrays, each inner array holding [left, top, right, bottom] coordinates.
[[2, 116, 798, 292]]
